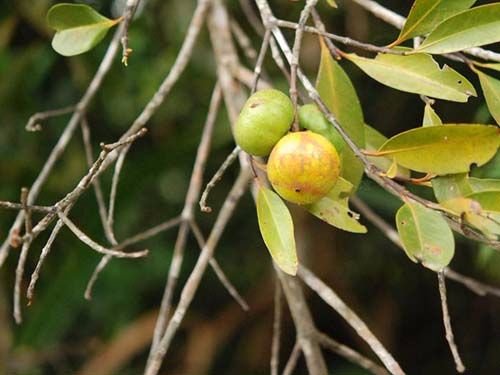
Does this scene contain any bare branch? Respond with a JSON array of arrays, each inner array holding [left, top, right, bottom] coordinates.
[[438, 272, 466, 373], [120, 0, 141, 66], [13, 238, 32, 324], [115, 216, 182, 250], [271, 278, 282, 375], [25, 105, 75, 132], [281, 340, 301, 375], [316, 332, 389, 375], [298, 265, 405, 375]]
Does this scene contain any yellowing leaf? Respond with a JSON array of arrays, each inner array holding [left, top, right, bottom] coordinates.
[[47, 3, 120, 56], [476, 70, 500, 125], [377, 124, 500, 175], [394, 0, 476, 44], [364, 124, 410, 178], [307, 177, 367, 233], [422, 104, 442, 127], [345, 53, 476, 102], [256, 187, 297, 275], [465, 191, 500, 212], [317, 39, 365, 190], [396, 202, 455, 271], [418, 4, 500, 54]]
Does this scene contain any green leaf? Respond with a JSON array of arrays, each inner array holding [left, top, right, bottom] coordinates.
[[396, 202, 455, 271], [364, 124, 410, 178], [465, 191, 500, 212], [422, 104, 443, 127], [47, 3, 120, 56], [432, 173, 472, 202], [469, 177, 500, 192], [307, 178, 367, 233], [345, 53, 476, 102], [394, 0, 476, 44], [441, 197, 500, 239], [317, 39, 365, 191], [326, 0, 337, 7], [418, 4, 500, 54], [476, 70, 500, 125], [475, 63, 500, 73], [376, 124, 500, 175], [256, 187, 298, 275]]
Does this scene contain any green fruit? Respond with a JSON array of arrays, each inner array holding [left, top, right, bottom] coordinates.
[[298, 104, 344, 154], [235, 89, 293, 156], [267, 131, 341, 205]]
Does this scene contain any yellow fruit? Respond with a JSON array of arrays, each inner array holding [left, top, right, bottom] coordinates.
[[267, 131, 341, 205], [234, 89, 293, 157]]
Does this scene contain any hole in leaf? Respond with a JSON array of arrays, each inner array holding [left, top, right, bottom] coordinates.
[[458, 80, 462, 84]]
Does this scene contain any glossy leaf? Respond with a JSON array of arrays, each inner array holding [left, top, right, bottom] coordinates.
[[432, 173, 472, 202], [364, 124, 410, 178], [256, 187, 297, 275], [345, 53, 476, 102], [377, 124, 500, 174], [307, 177, 367, 233], [422, 104, 442, 127], [395, 0, 476, 44], [47, 3, 120, 56], [317, 39, 365, 190], [418, 4, 500, 54], [476, 70, 500, 125], [396, 202, 455, 271]]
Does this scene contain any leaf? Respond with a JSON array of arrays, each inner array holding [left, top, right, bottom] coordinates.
[[326, 0, 337, 8], [469, 177, 500, 192], [396, 202, 455, 271], [422, 104, 442, 127], [432, 173, 472, 202], [441, 197, 500, 239], [364, 124, 410, 178], [256, 187, 298, 275], [417, 4, 500, 54], [475, 63, 500, 73], [47, 3, 120, 56], [476, 70, 500, 125], [394, 0, 476, 44], [345, 52, 476, 102], [376, 124, 500, 175], [465, 191, 500, 212], [307, 177, 367, 233], [317, 39, 365, 190]]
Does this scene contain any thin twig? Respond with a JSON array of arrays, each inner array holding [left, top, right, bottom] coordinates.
[[281, 340, 301, 375], [316, 331, 389, 375], [438, 272, 466, 373], [144, 170, 252, 375], [298, 265, 405, 375], [13, 238, 32, 324], [25, 105, 75, 132], [311, 8, 341, 59], [189, 220, 249, 311], [120, 0, 141, 66], [115, 216, 182, 250], [20, 188, 32, 235], [230, 18, 258, 61], [199, 146, 241, 213], [252, 29, 271, 93], [271, 278, 282, 375]]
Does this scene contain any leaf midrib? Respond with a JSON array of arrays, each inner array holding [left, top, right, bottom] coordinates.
[[399, 1, 442, 41]]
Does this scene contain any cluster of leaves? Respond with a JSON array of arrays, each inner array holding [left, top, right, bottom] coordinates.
[[256, 1, 500, 275]]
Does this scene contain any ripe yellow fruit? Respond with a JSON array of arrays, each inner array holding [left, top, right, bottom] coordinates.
[[267, 131, 341, 205], [234, 89, 293, 157]]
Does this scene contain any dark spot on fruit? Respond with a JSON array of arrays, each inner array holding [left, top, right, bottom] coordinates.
[[250, 101, 261, 108], [400, 220, 406, 225]]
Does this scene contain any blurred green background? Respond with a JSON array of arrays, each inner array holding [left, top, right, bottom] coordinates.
[[1, 0, 500, 374]]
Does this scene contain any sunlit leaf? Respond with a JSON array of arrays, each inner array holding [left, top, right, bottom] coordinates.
[[364, 124, 410, 178], [418, 4, 500, 54], [256, 187, 297, 275], [307, 177, 367, 233], [432, 173, 472, 202], [422, 104, 442, 127], [396, 202, 455, 271], [394, 0, 476, 44], [326, 0, 337, 8], [345, 52, 476, 102], [47, 3, 120, 56], [317, 39, 365, 190], [376, 124, 500, 174], [476, 70, 500, 125]]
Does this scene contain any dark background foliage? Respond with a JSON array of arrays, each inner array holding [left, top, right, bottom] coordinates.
[[1, 0, 500, 374]]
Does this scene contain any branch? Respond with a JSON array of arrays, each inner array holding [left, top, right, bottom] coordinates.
[[281, 340, 301, 375], [270, 279, 282, 375]]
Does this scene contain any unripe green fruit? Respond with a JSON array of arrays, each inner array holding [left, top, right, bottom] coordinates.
[[267, 131, 341, 205], [234, 89, 293, 156], [298, 104, 344, 154]]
